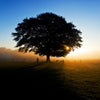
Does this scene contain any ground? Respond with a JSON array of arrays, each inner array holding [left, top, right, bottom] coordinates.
[[0, 61, 100, 100]]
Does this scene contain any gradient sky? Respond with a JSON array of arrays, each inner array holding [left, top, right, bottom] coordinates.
[[0, 0, 100, 59]]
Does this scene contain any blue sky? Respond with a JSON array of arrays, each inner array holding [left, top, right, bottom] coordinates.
[[0, 0, 100, 59]]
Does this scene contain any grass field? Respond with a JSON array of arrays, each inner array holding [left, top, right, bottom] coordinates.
[[0, 60, 100, 100]]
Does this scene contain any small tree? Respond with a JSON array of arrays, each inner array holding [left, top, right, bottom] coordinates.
[[12, 12, 82, 61]]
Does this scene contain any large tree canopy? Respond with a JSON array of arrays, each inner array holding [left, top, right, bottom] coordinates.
[[12, 12, 82, 61]]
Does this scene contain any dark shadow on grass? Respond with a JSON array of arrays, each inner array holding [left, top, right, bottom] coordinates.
[[0, 63, 85, 100]]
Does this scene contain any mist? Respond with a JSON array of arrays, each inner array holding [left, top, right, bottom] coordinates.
[[0, 47, 45, 62]]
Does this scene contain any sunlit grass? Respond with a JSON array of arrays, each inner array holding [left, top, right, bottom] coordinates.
[[61, 61, 100, 100]]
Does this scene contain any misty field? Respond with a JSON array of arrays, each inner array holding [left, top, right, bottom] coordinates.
[[0, 60, 100, 100]]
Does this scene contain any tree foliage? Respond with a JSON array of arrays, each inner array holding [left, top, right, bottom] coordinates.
[[12, 12, 82, 61]]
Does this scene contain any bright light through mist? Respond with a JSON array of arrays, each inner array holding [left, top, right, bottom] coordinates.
[[66, 47, 89, 60]]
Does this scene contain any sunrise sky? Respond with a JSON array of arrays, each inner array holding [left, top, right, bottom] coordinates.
[[0, 0, 100, 59]]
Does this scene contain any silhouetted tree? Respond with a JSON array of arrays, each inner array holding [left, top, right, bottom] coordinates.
[[12, 12, 82, 61]]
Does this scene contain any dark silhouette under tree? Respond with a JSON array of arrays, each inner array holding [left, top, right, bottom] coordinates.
[[12, 12, 82, 61]]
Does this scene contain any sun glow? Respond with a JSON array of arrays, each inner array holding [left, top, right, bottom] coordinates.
[[64, 45, 70, 51], [66, 46, 70, 51], [71, 47, 86, 54], [66, 47, 89, 60]]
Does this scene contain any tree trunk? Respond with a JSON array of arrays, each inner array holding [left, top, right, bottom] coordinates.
[[47, 55, 50, 62]]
